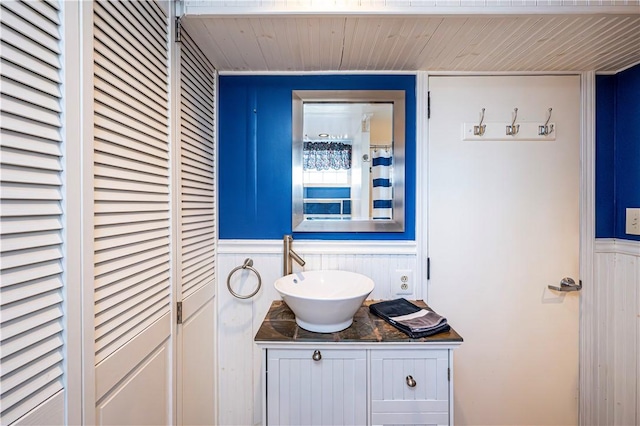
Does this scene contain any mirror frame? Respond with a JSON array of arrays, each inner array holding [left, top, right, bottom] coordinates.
[[292, 90, 406, 233]]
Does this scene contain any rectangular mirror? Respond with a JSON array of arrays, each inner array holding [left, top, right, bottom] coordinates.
[[292, 90, 405, 232]]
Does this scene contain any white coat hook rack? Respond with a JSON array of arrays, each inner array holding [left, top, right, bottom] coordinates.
[[538, 108, 554, 136], [473, 108, 486, 136], [506, 108, 520, 136]]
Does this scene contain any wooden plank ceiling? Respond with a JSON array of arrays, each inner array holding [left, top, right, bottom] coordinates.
[[181, 13, 640, 72]]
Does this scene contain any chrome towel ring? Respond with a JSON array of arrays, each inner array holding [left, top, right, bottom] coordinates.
[[227, 258, 262, 299]]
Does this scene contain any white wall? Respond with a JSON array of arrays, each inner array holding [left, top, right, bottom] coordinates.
[[586, 239, 640, 426]]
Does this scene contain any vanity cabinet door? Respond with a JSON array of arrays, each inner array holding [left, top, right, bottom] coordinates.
[[370, 349, 450, 426], [266, 348, 367, 426]]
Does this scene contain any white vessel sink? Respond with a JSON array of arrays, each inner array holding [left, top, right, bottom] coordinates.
[[274, 270, 375, 333]]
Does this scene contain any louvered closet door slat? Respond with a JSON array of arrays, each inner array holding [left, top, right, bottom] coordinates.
[[183, 225, 215, 242], [182, 120, 214, 146], [95, 235, 170, 265], [1, 148, 62, 172], [0, 8, 63, 417], [1, 230, 62, 252], [94, 76, 167, 127], [0, 114, 60, 141], [179, 28, 215, 299], [182, 219, 214, 233], [1, 275, 63, 304], [94, 263, 169, 302], [2, 165, 63, 186], [182, 253, 215, 277], [181, 84, 214, 123], [1, 93, 61, 127], [1, 261, 62, 289], [182, 161, 214, 180], [2, 1, 59, 37], [182, 135, 214, 160], [95, 290, 169, 340], [182, 127, 214, 154], [96, 1, 166, 69], [93, 0, 170, 361], [0, 24, 61, 70], [182, 179, 214, 193], [120, 1, 166, 53], [95, 273, 170, 317], [2, 77, 61, 112], [1, 131, 62, 155], [95, 145, 168, 173], [181, 53, 213, 96], [94, 101, 168, 141], [2, 333, 63, 376], [95, 297, 170, 363], [0, 43, 60, 84], [93, 29, 166, 102], [94, 220, 167, 239], [94, 162, 167, 186], [95, 117, 170, 156], [94, 227, 168, 252], [1, 60, 61, 98], [181, 210, 214, 222]]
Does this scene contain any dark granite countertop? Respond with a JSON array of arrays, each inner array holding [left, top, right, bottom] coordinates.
[[255, 300, 463, 344]]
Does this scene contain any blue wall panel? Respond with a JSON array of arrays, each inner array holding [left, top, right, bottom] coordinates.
[[595, 64, 640, 241], [595, 75, 616, 238], [218, 74, 416, 240], [614, 66, 640, 241]]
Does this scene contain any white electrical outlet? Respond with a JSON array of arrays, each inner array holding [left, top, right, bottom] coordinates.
[[626, 208, 640, 235], [393, 269, 413, 295]]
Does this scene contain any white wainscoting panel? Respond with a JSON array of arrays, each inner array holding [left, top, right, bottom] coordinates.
[[217, 240, 418, 425], [590, 239, 639, 426]]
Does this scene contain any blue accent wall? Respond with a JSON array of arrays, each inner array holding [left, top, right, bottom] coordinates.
[[596, 64, 640, 241], [218, 75, 416, 240], [595, 75, 616, 238]]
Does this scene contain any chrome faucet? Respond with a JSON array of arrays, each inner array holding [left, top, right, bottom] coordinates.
[[283, 235, 305, 276]]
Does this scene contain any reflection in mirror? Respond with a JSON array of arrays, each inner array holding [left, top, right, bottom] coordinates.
[[292, 91, 405, 232]]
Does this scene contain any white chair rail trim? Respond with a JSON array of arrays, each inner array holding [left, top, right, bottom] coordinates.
[[217, 239, 418, 255], [594, 238, 640, 256]]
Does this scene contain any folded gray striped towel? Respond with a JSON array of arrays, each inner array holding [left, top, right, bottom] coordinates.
[[369, 298, 450, 338]]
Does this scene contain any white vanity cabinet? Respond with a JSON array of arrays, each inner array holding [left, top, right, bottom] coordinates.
[[255, 301, 462, 426], [266, 348, 368, 426], [261, 345, 457, 426], [370, 349, 450, 426]]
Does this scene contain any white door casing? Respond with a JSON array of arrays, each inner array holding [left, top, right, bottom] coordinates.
[[428, 75, 581, 425]]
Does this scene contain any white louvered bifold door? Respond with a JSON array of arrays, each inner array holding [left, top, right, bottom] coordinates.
[[176, 26, 217, 426], [179, 29, 215, 300], [92, 2, 172, 424], [93, 0, 170, 364], [0, 1, 65, 424]]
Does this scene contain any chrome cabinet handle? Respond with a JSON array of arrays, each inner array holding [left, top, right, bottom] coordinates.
[[406, 375, 416, 387], [312, 350, 322, 361]]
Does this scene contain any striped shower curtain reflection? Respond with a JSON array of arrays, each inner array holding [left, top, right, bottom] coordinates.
[[371, 148, 392, 219]]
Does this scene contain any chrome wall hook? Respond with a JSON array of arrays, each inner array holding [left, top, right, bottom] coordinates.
[[473, 108, 486, 136], [538, 108, 554, 136], [506, 107, 520, 136]]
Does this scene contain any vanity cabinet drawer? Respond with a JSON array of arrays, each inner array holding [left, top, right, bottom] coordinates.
[[370, 349, 450, 426], [266, 348, 367, 426]]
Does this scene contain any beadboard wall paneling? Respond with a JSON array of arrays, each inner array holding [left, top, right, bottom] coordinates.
[[217, 242, 419, 426], [590, 239, 639, 426]]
